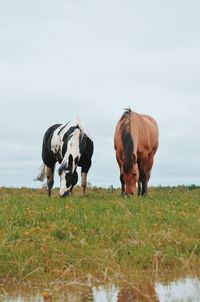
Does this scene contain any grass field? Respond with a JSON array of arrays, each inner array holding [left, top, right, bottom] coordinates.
[[0, 186, 199, 283]]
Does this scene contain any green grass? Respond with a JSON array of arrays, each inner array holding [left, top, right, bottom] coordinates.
[[0, 186, 199, 282]]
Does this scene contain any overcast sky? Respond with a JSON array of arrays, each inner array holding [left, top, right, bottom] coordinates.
[[1, 0, 200, 188]]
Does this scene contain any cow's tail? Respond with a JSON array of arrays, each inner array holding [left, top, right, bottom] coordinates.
[[34, 164, 46, 182]]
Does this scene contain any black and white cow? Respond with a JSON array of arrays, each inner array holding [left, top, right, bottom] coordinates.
[[36, 119, 94, 197]]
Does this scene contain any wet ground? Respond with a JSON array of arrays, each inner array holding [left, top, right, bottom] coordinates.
[[0, 276, 200, 301]]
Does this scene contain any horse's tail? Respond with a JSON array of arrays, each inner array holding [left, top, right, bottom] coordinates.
[[34, 164, 46, 182]]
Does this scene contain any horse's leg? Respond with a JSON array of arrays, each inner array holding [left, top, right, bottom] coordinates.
[[142, 178, 148, 195], [138, 180, 142, 195], [80, 138, 93, 195], [140, 152, 155, 195], [81, 151, 93, 194], [140, 170, 147, 195], [138, 155, 148, 195], [70, 171, 78, 194], [120, 174, 125, 195], [81, 172, 87, 194], [45, 165, 55, 197], [144, 152, 155, 194], [137, 160, 142, 195], [116, 153, 124, 195], [80, 161, 90, 195]]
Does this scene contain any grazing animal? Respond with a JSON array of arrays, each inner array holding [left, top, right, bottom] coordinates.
[[36, 119, 94, 197], [114, 108, 158, 196]]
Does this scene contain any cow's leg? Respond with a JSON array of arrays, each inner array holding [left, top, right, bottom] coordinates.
[[45, 165, 55, 197]]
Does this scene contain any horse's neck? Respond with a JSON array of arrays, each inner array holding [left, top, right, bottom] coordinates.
[[62, 128, 81, 162], [129, 113, 140, 155]]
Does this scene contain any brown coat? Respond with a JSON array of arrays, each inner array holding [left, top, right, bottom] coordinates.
[[114, 109, 158, 195]]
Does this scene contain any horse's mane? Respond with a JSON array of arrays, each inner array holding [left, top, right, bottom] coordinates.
[[120, 108, 134, 173]]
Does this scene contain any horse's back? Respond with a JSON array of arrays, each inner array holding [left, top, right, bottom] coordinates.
[[140, 114, 158, 128], [114, 122, 122, 150], [43, 124, 62, 144], [42, 124, 62, 166], [133, 112, 158, 154], [78, 135, 94, 172]]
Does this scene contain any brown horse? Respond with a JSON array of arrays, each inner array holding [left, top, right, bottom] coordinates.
[[114, 108, 158, 195]]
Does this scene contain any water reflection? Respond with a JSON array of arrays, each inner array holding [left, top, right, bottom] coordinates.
[[92, 285, 119, 302], [155, 277, 200, 302], [117, 283, 158, 302], [93, 278, 200, 302], [0, 277, 200, 301]]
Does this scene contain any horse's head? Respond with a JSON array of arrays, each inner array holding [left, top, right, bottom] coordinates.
[[58, 153, 79, 197], [58, 127, 82, 197], [58, 126, 85, 197], [58, 156, 79, 197], [123, 154, 139, 195]]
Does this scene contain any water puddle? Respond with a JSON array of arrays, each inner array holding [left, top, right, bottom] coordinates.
[[155, 277, 200, 302], [0, 276, 200, 301]]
